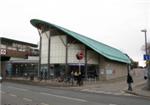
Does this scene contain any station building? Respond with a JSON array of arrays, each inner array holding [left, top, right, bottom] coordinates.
[[30, 19, 131, 80], [0, 37, 38, 78]]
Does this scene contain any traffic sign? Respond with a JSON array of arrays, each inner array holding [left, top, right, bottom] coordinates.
[[0, 49, 6, 55], [144, 54, 150, 60]]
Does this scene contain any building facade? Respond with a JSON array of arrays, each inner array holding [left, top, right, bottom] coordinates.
[[0, 37, 38, 78], [31, 19, 131, 81]]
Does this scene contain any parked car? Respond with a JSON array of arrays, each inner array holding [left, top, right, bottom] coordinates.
[[0, 76, 2, 83]]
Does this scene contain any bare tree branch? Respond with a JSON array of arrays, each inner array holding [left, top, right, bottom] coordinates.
[[141, 42, 150, 54]]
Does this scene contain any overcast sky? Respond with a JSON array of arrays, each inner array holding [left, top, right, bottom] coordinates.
[[0, 0, 150, 66]]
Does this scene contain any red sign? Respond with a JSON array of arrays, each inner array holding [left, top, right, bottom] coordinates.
[[0, 49, 6, 55], [76, 51, 84, 60]]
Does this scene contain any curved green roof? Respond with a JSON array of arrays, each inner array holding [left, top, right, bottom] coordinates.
[[30, 19, 131, 64]]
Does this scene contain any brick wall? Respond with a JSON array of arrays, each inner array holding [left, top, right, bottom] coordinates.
[[99, 56, 128, 80]]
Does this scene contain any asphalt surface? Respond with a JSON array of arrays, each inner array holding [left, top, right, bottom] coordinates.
[[1, 82, 150, 105]]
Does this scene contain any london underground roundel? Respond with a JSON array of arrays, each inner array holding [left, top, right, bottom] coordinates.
[[76, 51, 84, 60]]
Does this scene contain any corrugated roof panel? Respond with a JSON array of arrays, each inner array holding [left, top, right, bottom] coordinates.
[[30, 19, 131, 64]]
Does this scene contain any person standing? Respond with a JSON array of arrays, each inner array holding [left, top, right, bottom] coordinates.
[[70, 71, 74, 85], [144, 68, 148, 80], [127, 73, 134, 91], [74, 70, 81, 86]]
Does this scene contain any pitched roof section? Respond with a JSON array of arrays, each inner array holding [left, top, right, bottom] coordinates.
[[30, 19, 131, 64], [0, 37, 38, 47]]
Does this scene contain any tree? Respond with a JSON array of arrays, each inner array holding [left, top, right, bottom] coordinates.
[[141, 42, 150, 54], [131, 61, 139, 69]]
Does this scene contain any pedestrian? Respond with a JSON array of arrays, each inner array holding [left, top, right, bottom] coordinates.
[[144, 68, 148, 80], [127, 73, 133, 91], [78, 73, 83, 86], [40, 71, 43, 80], [75, 70, 82, 86], [74, 70, 78, 86], [71, 71, 74, 85], [6, 69, 8, 76]]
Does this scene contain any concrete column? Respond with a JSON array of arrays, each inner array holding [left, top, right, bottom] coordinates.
[[47, 30, 51, 79], [38, 30, 42, 79], [85, 47, 88, 80], [65, 35, 68, 77]]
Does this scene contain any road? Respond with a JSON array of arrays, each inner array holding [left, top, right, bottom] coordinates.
[[1, 82, 150, 105]]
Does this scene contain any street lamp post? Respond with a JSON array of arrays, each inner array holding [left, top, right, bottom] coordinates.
[[141, 29, 148, 55], [141, 29, 150, 89]]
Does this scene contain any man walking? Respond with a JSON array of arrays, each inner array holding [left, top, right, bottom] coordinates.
[[127, 73, 134, 91]]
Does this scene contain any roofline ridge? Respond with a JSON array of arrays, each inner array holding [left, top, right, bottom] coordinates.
[[30, 19, 131, 64]]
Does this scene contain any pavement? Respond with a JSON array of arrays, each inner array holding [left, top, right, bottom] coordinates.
[[5, 68, 150, 98], [78, 68, 150, 98]]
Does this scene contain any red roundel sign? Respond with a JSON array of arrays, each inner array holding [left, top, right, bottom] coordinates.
[[0, 49, 6, 55], [76, 52, 84, 60]]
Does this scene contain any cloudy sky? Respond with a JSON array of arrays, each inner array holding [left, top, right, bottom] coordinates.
[[0, 0, 150, 66]]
